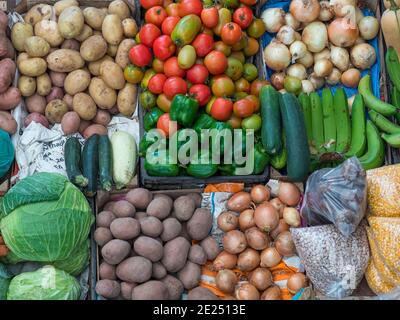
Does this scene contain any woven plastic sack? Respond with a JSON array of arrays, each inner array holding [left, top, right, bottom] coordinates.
[[366, 165, 400, 217], [0, 129, 14, 179], [301, 157, 367, 237], [291, 224, 370, 299], [365, 216, 400, 294]]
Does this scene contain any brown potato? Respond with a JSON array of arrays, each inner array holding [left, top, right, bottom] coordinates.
[[74, 24, 93, 42], [187, 208, 213, 241], [140, 216, 163, 238], [11, 22, 34, 52], [63, 94, 73, 110], [45, 99, 68, 124], [108, 0, 131, 20], [101, 239, 131, 265], [46, 49, 85, 73], [161, 237, 191, 272], [131, 281, 169, 300], [83, 7, 106, 30], [135, 212, 148, 220], [97, 210, 116, 228], [134, 236, 164, 262], [115, 39, 135, 69], [18, 76, 36, 97], [24, 36, 50, 57], [117, 83, 137, 117], [160, 218, 182, 242], [46, 87, 64, 103], [0, 111, 17, 134], [102, 14, 123, 45], [188, 244, 207, 265], [95, 280, 120, 299], [89, 77, 117, 110], [61, 111, 80, 135], [99, 262, 116, 280], [61, 39, 80, 51], [152, 262, 167, 280], [107, 44, 118, 57], [180, 222, 191, 241], [88, 55, 113, 76], [110, 217, 140, 240], [26, 94, 46, 114], [24, 4, 52, 25], [83, 124, 107, 139], [93, 110, 111, 126], [122, 18, 138, 38], [116, 256, 152, 283], [64, 69, 91, 95], [200, 236, 221, 261], [94, 227, 113, 246], [120, 282, 136, 300], [50, 71, 67, 87], [161, 275, 184, 300], [173, 196, 196, 222], [34, 20, 64, 47], [113, 200, 136, 217], [72, 92, 97, 121], [80, 35, 108, 62], [19, 58, 47, 77], [147, 197, 172, 220], [100, 60, 125, 90], [54, 0, 79, 16], [36, 73, 52, 96], [126, 188, 153, 209], [17, 52, 29, 67], [58, 6, 84, 39], [188, 287, 219, 300], [187, 192, 203, 208], [177, 261, 201, 290]]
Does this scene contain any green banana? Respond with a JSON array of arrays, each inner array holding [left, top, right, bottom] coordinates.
[[345, 94, 366, 158], [369, 109, 400, 134], [390, 86, 400, 123], [322, 88, 336, 152], [358, 120, 385, 170], [382, 132, 400, 148], [310, 92, 325, 154], [298, 93, 313, 145], [386, 47, 400, 93], [333, 88, 351, 153]]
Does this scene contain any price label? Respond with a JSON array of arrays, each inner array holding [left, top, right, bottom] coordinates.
[[0, 1, 7, 11]]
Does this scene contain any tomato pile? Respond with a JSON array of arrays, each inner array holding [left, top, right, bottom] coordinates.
[[126, 0, 269, 135]]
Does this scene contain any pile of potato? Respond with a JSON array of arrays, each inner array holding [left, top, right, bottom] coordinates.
[[94, 188, 221, 300], [11, 0, 138, 137], [0, 10, 21, 134]]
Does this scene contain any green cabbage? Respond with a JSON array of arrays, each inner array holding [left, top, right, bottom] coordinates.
[[0, 263, 11, 300], [52, 240, 90, 276], [7, 266, 81, 300], [0, 172, 94, 262]]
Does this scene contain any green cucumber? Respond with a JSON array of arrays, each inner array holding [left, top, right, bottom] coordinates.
[[322, 88, 336, 152], [310, 92, 325, 153], [64, 137, 88, 188], [345, 95, 366, 158], [298, 93, 312, 145], [358, 121, 385, 170], [369, 109, 400, 134], [270, 134, 287, 170], [186, 163, 218, 178], [82, 134, 99, 197], [98, 135, 113, 191], [334, 88, 351, 153], [260, 85, 282, 155], [280, 93, 310, 182]]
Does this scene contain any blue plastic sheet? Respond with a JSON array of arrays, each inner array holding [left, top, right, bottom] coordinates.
[[0, 129, 14, 179], [260, 1, 381, 98]]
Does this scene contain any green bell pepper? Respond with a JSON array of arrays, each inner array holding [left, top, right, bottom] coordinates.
[[193, 113, 216, 134], [253, 142, 270, 174], [170, 94, 199, 127], [143, 107, 164, 131]]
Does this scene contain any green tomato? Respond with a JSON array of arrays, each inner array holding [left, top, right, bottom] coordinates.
[[242, 114, 262, 131], [178, 45, 196, 70], [225, 57, 243, 81], [140, 91, 156, 109], [284, 76, 302, 95], [243, 63, 258, 82]]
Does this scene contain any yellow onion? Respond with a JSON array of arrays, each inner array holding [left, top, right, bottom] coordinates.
[[216, 269, 238, 294], [326, 68, 342, 85], [328, 18, 359, 47], [235, 282, 260, 300], [341, 68, 361, 88], [239, 209, 256, 231], [245, 227, 270, 250], [278, 182, 301, 206], [319, 1, 333, 21], [254, 202, 279, 232], [302, 21, 328, 53], [261, 286, 282, 300], [287, 273, 307, 294], [275, 231, 296, 257], [290, 0, 321, 23], [223, 230, 247, 254], [270, 219, 290, 239], [358, 16, 379, 40], [330, 45, 350, 72], [350, 43, 376, 70], [250, 185, 270, 204], [212, 251, 238, 271], [260, 247, 282, 268], [249, 268, 273, 291], [227, 192, 252, 212], [237, 248, 260, 272], [217, 211, 239, 232], [264, 40, 291, 71]]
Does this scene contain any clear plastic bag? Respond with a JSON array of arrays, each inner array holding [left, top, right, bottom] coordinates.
[[301, 157, 367, 237]]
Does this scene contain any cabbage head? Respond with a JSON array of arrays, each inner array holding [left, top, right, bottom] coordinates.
[[0, 172, 94, 262], [0, 263, 11, 300], [52, 240, 90, 276], [7, 265, 81, 300]]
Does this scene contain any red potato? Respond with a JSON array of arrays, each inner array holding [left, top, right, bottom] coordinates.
[[0, 111, 17, 134], [24, 112, 49, 128], [0, 87, 21, 110], [46, 87, 64, 103], [83, 124, 107, 139], [3, 38, 15, 60], [63, 94, 73, 110], [25, 94, 46, 114], [61, 111, 81, 135], [78, 120, 91, 134], [49, 71, 67, 87], [0, 10, 7, 30], [61, 39, 80, 51], [93, 109, 111, 126], [0, 59, 16, 94]]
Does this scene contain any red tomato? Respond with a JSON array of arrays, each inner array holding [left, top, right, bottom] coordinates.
[[178, 0, 203, 17], [129, 44, 152, 67], [163, 0, 173, 7], [201, 7, 219, 28], [192, 33, 214, 58], [157, 113, 178, 137], [153, 35, 176, 61], [161, 16, 180, 35], [148, 73, 167, 94], [233, 98, 255, 118], [145, 6, 167, 27], [221, 23, 242, 46], [233, 6, 253, 29], [140, 0, 163, 9], [189, 84, 211, 106], [240, 0, 257, 5], [164, 57, 186, 77], [186, 64, 209, 84], [139, 23, 161, 47], [166, 3, 180, 16], [204, 50, 228, 75], [163, 76, 188, 99], [211, 98, 233, 121]]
